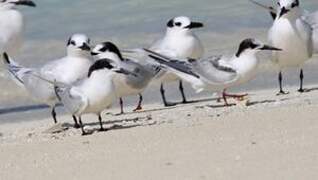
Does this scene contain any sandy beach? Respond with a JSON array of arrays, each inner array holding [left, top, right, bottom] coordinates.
[[0, 86, 318, 180]]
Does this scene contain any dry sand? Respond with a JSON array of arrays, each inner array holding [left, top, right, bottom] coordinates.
[[1, 87, 318, 180]]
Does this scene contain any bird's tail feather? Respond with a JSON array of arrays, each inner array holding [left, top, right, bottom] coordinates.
[[54, 83, 85, 115], [144, 49, 205, 92], [2, 53, 31, 87]]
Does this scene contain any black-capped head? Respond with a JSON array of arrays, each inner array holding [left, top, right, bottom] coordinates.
[[166, 16, 204, 31], [66, 34, 92, 58], [277, 0, 299, 18], [91, 41, 124, 61], [0, 0, 36, 10], [236, 38, 282, 57]]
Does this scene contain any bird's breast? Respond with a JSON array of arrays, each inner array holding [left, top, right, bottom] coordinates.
[[269, 19, 311, 67]]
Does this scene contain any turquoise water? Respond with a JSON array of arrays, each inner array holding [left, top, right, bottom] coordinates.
[[1, 0, 318, 121], [22, 0, 317, 39], [16, 0, 318, 62]]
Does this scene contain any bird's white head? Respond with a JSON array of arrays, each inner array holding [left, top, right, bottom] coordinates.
[[235, 38, 282, 58], [66, 34, 91, 57], [166, 16, 204, 35], [276, 0, 300, 18], [91, 42, 124, 62], [0, 0, 35, 10]]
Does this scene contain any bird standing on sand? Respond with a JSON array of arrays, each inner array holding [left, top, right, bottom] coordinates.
[[3, 34, 93, 127], [262, 0, 314, 94], [250, 0, 318, 54], [0, 0, 36, 56], [54, 58, 136, 135], [150, 16, 204, 106], [126, 16, 205, 107], [146, 38, 282, 105], [91, 42, 159, 114]]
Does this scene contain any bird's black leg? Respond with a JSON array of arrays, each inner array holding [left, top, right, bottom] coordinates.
[[73, 115, 80, 129], [277, 71, 289, 95], [179, 80, 188, 104], [78, 116, 88, 136], [133, 94, 143, 112], [298, 69, 304, 93], [98, 114, 107, 132], [119, 98, 124, 114], [51, 107, 57, 124], [160, 83, 176, 107]]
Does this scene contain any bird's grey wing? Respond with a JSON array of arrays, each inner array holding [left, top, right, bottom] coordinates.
[[192, 56, 239, 85], [55, 86, 88, 115], [295, 17, 314, 56], [39, 57, 69, 81], [148, 54, 200, 79], [303, 11, 318, 53], [119, 59, 154, 89]]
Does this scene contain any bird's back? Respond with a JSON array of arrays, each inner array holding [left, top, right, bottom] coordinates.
[[150, 33, 204, 60], [40, 56, 92, 84]]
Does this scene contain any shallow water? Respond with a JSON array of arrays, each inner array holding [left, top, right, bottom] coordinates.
[[1, 0, 318, 122]]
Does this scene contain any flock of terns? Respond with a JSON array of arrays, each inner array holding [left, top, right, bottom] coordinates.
[[0, 0, 318, 135]]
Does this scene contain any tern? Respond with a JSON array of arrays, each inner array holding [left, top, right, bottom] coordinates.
[[3, 34, 93, 127], [146, 38, 282, 105], [91, 42, 159, 114]]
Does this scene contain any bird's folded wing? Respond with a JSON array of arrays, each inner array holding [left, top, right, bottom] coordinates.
[[148, 54, 200, 79], [144, 49, 205, 90], [303, 11, 318, 53], [192, 56, 238, 85], [55, 87, 88, 115]]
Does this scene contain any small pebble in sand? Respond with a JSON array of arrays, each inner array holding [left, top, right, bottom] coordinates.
[[146, 115, 152, 120], [82, 141, 90, 145], [235, 155, 241, 161], [43, 123, 69, 134], [27, 133, 34, 138], [0, 132, 3, 137], [165, 162, 173, 166]]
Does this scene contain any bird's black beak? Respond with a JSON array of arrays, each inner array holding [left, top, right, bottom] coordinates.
[[260, 45, 282, 51], [91, 52, 99, 56], [79, 43, 91, 51], [14, 0, 36, 7], [185, 22, 204, 29], [279, 7, 289, 18], [3, 52, 11, 64]]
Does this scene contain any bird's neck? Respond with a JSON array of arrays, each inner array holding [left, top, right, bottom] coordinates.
[[96, 53, 122, 63], [165, 29, 192, 38], [278, 8, 301, 21], [67, 50, 91, 59], [232, 52, 258, 74]]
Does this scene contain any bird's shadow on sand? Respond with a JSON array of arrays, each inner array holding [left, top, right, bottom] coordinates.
[[58, 115, 155, 136], [302, 87, 318, 93], [112, 97, 220, 116]]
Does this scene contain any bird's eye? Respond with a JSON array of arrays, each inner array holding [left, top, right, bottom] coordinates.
[[2, 0, 7, 2], [175, 22, 182, 27], [291, 2, 298, 8], [70, 41, 76, 45], [277, 2, 280, 6]]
